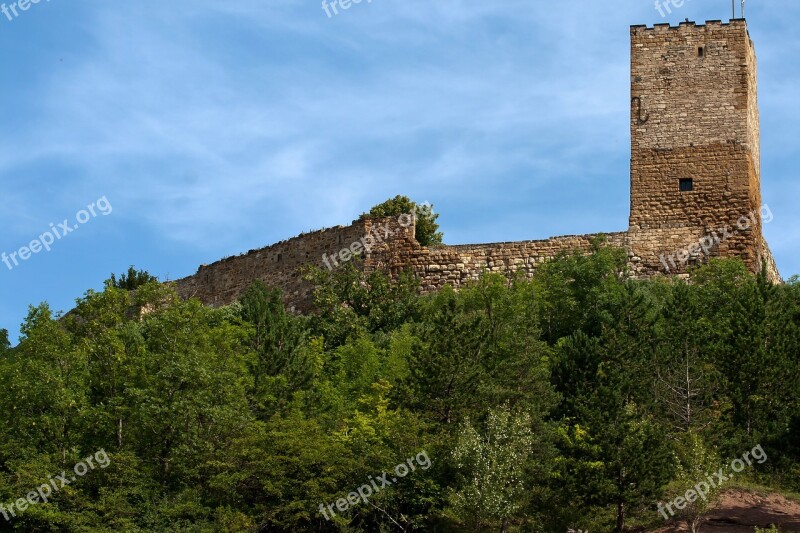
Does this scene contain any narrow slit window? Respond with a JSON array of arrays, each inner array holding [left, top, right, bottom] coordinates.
[[698, 47, 704, 58], [679, 178, 694, 192]]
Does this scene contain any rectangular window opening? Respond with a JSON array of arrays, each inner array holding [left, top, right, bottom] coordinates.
[[698, 47, 705, 58], [679, 178, 694, 192]]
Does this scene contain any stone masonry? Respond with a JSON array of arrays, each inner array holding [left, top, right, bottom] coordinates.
[[174, 19, 780, 311], [627, 19, 775, 280]]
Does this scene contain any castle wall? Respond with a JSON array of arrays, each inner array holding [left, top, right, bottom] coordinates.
[[760, 239, 780, 283], [171, 207, 779, 312], [373, 230, 629, 292], [173, 218, 394, 312], [170, 19, 780, 311], [173, 215, 631, 310]]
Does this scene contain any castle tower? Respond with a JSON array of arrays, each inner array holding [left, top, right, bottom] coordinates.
[[627, 20, 776, 279]]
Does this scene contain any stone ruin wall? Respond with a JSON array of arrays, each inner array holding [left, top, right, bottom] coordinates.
[[759, 239, 780, 283], [369, 224, 630, 292], [173, 216, 632, 311], [173, 210, 779, 312], [174, 219, 376, 312]]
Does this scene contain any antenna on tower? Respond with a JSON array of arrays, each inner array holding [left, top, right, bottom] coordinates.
[[741, 0, 745, 18], [732, 0, 736, 20]]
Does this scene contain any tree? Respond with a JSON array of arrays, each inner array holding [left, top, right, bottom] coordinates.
[[694, 260, 799, 463], [555, 399, 673, 533], [66, 284, 135, 450], [549, 274, 673, 532], [108, 266, 159, 290], [652, 283, 720, 435], [532, 238, 629, 344], [1, 304, 89, 462], [449, 405, 536, 532], [661, 433, 722, 533], [360, 195, 443, 246], [306, 260, 420, 348], [238, 281, 312, 416], [0, 328, 9, 356], [124, 295, 257, 490]]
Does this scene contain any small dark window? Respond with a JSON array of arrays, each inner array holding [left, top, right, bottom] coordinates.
[[679, 178, 694, 192], [698, 47, 704, 58]]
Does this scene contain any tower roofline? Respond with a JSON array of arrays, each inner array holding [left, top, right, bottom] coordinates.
[[631, 19, 748, 32]]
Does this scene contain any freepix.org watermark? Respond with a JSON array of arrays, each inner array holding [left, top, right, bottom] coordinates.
[[1, 0, 51, 23], [318, 450, 431, 520], [321, 203, 432, 271], [321, 214, 412, 271], [1, 196, 112, 272], [659, 204, 772, 273], [1, 449, 111, 522], [321, 0, 373, 18], [654, 0, 692, 18], [657, 443, 767, 520]]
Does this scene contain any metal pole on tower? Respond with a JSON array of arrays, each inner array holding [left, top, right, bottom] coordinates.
[[732, 0, 736, 19], [741, 0, 745, 18]]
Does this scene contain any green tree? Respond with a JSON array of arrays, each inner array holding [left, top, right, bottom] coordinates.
[[238, 281, 313, 416], [532, 238, 629, 344], [662, 433, 722, 533], [1, 304, 89, 462], [652, 282, 721, 435], [554, 402, 672, 533], [108, 266, 159, 290], [694, 260, 799, 465], [360, 195, 443, 246], [449, 405, 536, 532], [548, 264, 672, 532], [65, 285, 135, 450], [405, 274, 555, 426], [306, 260, 420, 349], [0, 328, 9, 357], [124, 294, 257, 492]]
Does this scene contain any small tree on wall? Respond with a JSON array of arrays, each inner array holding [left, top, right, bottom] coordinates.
[[360, 195, 443, 247], [107, 266, 159, 290]]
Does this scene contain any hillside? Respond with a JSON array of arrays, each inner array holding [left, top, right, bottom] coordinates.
[[651, 489, 800, 532], [1, 248, 798, 532]]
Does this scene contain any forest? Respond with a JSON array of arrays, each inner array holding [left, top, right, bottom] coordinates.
[[0, 243, 798, 532]]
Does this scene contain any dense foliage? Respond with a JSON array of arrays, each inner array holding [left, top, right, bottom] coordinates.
[[360, 195, 443, 247], [0, 250, 798, 532]]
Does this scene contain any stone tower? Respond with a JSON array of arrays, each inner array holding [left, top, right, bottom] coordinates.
[[627, 20, 775, 278]]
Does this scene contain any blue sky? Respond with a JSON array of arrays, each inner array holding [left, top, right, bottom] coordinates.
[[1, 0, 798, 343]]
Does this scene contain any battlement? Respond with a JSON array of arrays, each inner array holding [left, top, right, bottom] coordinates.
[[631, 18, 747, 33]]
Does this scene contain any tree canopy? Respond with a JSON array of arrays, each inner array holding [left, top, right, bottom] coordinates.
[[0, 254, 797, 531]]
